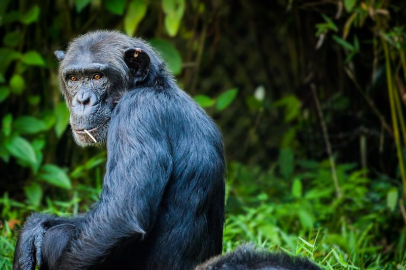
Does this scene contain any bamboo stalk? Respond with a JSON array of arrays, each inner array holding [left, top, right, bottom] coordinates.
[[382, 39, 406, 199], [311, 84, 342, 198]]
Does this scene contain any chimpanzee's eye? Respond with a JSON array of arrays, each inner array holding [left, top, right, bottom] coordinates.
[[93, 73, 102, 80]]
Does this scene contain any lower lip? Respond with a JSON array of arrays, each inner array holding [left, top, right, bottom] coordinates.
[[73, 126, 98, 134]]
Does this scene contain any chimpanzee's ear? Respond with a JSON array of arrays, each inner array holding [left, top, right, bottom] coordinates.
[[54, 51, 65, 62], [124, 48, 151, 83]]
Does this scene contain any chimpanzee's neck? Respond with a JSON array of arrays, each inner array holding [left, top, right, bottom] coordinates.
[[135, 62, 176, 91]]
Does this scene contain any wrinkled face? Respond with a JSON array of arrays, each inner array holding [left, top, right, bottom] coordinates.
[[62, 62, 120, 146], [56, 33, 152, 147]]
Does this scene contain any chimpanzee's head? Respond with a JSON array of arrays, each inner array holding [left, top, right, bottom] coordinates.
[[55, 31, 161, 147]]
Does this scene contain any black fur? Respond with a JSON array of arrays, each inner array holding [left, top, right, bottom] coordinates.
[[196, 245, 321, 270], [13, 31, 226, 270]]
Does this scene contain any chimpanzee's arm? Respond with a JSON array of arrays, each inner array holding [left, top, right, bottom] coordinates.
[[13, 214, 83, 270], [53, 89, 173, 270]]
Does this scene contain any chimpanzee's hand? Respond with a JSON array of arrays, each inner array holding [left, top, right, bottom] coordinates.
[[13, 214, 48, 270]]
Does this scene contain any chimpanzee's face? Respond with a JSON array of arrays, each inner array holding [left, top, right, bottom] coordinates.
[[55, 32, 151, 147], [61, 60, 119, 147]]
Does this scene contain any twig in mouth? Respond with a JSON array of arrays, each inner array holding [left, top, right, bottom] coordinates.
[[84, 129, 98, 143]]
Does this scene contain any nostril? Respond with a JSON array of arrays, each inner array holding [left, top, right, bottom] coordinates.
[[82, 97, 91, 105], [77, 92, 92, 106]]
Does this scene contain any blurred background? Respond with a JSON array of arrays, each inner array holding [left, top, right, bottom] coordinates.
[[1, 0, 406, 269]]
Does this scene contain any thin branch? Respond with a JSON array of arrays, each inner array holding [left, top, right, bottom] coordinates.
[[311, 84, 342, 198]]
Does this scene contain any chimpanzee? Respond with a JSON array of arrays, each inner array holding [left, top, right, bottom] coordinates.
[[13, 31, 321, 270], [196, 245, 321, 270], [13, 30, 225, 270]]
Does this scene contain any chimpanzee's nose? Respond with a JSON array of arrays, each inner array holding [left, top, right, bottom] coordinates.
[[77, 91, 91, 105], [73, 90, 98, 107]]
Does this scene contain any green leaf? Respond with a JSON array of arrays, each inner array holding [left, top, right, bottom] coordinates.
[[149, 38, 182, 75], [2, 113, 12, 136], [75, 0, 91, 12], [194, 95, 214, 108], [24, 183, 43, 207], [164, 13, 182, 37], [344, 0, 356, 12], [332, 35, 355, 51], [3, 31, 22, 47], [273, 95, 301, 122], [20, 5, 40, 24], [298, 210, 315, 229], [162, 0, 185, 37], [28, 95, 41, 105], [13, 116, 47, 134], [278, 148, 294, 179], [0, 86, 10, 103], [38, 164, 72, 189], [55, 102, 70, 137], [292, 178, 302, 198], [5, 136, 37, 170], [105, 0, 126, 15], [216, 88, 238, 110], [124, 0, 148, 36], [9, 74, 25, 94], [0, 48, 21, 74], [21, 51, 45, 66], [387, 188, 398, 212], [3, 11, 21, 24], [0, 73, 5, 83]]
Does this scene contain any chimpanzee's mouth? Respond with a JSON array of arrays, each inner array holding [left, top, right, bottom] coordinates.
[[73, 126, 98, 134], [73, 126, 100, 143]]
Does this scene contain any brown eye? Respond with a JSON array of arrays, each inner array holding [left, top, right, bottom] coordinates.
[[70, 76, 77, 82], [93, 73, 102, 80]]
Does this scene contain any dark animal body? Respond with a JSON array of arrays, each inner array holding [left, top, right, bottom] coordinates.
[[13, 31, 321, 270], [196, 245, 321, 270], [13, 31, 225, 270]]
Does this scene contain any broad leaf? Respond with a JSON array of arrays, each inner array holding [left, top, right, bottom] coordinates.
[[24, 183, 43, 207], [105, 0, 126, 15], [75, 0, 91, 12], [9, 74, 25, 94], [38, 164, 72, 189], [21, 51, 45, 66], [149, 38, 182, 75], [162, 0, 185, 37], [292, 178, 302, 198], [13, 116, 47, 134], [124, 0, 148, 36], [216, 88, 238, 110], [194, 95, 214, 108], [2, 113, 12, 136], [3, 31, 22, 47], [20, 5, 40, 24], [387, 188, 398, 212], [0, 86, 10, 103], [5, 136, 37, 170], [344, 0, 356, 12]]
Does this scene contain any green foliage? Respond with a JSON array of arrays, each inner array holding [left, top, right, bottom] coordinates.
[[1, 1, 406, 269], [5, 136, 37, 170], [149, 38, 182, 75], [38, 164, 72, 190], [124, 0, 148, 36], [104, 0, 126, 15], [162, 0, 185, 37], [216, 88, 238, 111]]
